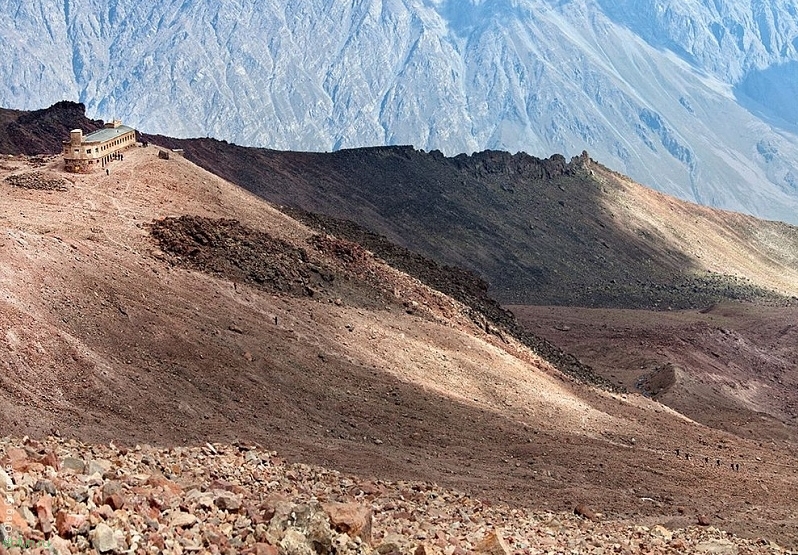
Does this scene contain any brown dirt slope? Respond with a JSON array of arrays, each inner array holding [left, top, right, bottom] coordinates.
[[2, 146, 798, 549]]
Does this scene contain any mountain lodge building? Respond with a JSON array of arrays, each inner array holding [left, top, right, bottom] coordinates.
[[63, 120, 136, 173]]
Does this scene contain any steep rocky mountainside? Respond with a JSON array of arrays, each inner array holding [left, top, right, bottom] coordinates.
[[147, 134, 798, 309], [5, 104, 798, 457], [6, 1, 798, 222], [2, 144, 798, 549]]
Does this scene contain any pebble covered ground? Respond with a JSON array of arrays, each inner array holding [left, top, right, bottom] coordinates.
[[0, 437, 789, 555]]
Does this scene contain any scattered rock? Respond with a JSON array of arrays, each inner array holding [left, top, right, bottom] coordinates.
[[33, 479, 56, 495], [0, 435, 788, 554], [651, 524, 673, 541], [247, 543, 280, 555], [697, 514, 712, 526], [34, 494, 54, 534], [5, 171, 69, 191], [55, 510, 88, 537], [40, 450, 59, 469]]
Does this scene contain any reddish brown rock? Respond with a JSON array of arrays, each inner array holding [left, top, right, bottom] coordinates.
[[34, 494, 54, 535], [474, 530, 511, 555], [0, 496, 30, 532], [574, 503, 598, 521], [55, 511, 87, 538], [5, 448, 28, 471], [39, 451, 59, 470], [146, 474, 183, 495], [323, 502, 373, 544], [246, 543, 279, 555], [697, 514, 712, 526], [147, 531, 166, 550], [106, 492, 126, 511], [94, 505, 115, 520]]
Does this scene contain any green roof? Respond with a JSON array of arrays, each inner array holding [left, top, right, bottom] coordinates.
[[83, 125, 135, 144]]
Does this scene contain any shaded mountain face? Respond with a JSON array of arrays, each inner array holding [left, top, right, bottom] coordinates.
[[145, 134, 798, 309], [4, 1, 798, 222], [0, 101, 103, 155]]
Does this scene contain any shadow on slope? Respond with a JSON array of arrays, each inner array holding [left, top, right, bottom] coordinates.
[[146, 135, 792, 309], [735, 61, 798, 134], [148, 215, 619, 391]]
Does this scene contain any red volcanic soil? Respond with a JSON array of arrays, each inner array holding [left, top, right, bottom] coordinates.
[[511, 303, 798, 443]]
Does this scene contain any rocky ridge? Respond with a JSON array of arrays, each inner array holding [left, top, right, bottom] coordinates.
[[146, 136, 798, 309], [4, 171, 70, 192], [0, 437, 787, 555]]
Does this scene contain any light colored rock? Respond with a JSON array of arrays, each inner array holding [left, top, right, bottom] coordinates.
[[214, 490, 242, 512], [86, 459, 112, 476], [61, 457, 86, 473], [0, 466, 13, 487], [92, 522, 118, 553], [651, 525, 672, 541], [280, 529, 316, 555], [695, 539, 739, 554], [170, 511, 198, 528]]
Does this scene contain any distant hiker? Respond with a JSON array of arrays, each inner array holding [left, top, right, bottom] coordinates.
[[106, 168, 109, 176], [735, 463, 740, 472], [676, 448, 680, 458], [716, 459, 721, 467], [274, 315, 278, 325]]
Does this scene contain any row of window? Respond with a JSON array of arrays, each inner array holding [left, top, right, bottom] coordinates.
[[75, 133, 134, 156]]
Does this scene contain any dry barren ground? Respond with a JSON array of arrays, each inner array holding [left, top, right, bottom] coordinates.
[[1, 149, 797, 551], [511, 304, 798, 443]]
